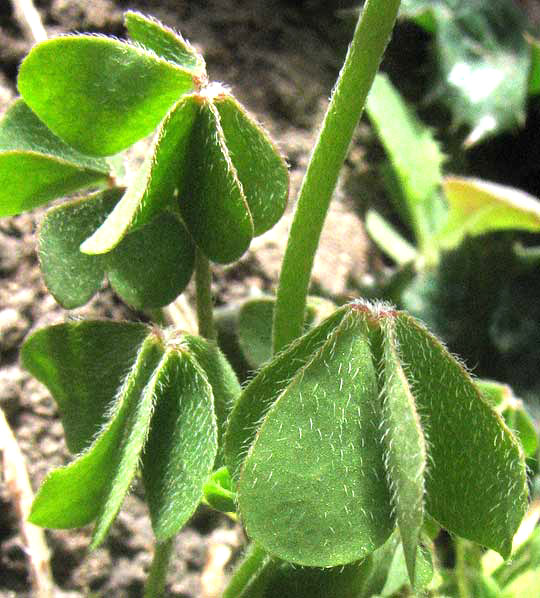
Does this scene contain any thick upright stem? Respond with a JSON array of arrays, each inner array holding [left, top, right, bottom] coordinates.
[[144, 538, 175, 598], [195, 248, 217, 341], [272, 0, 401, 353]]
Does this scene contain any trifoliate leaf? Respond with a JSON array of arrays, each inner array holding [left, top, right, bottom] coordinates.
[[439, 177, 540, 249], [81, 95, 200, 254], [28, 332, 162, 531], [180, 98, 253, 263], [237, 311, 393, 567], [401, 0, 530, 144], [142, 349, 217, 540], [18, 36, 196, 156], [24, 322, 232, 548], [214, 94, 288, 236], [21, 320, 151, 453], [0, 100, 109, 217], [229, 300, 528, 574], [38, 189, 195, 309], [124, 11, 206, 74]]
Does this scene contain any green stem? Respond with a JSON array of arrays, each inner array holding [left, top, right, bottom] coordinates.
[[223, 543, 277, 597], [195, 248, 217, 341], [455, 538, 471, 598], [272, 0, 401, 353], [144, 538, 175, 598]]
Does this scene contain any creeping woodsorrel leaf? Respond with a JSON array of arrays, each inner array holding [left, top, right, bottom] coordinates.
[[22, 322, 237, 545], [227, 301, 527, 573], [18, 35, 197, 156], [0, 100, 110, 217], [82, 89, 288, 264], [178, 91, 288, 263], [39, 189, 195, 309], [21, 320, 150, 453], [142, 349, 217, 540], [439, 177, 540, 249], [124, 11, 206, 74], [81, 95, 200, 254]]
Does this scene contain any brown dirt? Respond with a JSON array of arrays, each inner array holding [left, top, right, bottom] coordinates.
[[0, 1, 375, 596]]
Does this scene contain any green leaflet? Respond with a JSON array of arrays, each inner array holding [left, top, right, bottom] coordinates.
[[203, 466, 236, 514], [439, 177, 540, 250], [28, 333, 162, 530], [476, 379, 538, 459], [81, 95, 200, 254], [214, 94, 289, 236], [180, 334, 241, 463], [105, 210, 194, 309], [124, 11, 206, 74], [0, 100, 109, 217], [90, 337, 164, 547], [224, 532, 432, 598], [142, 349, 217, 540], [21, 320, 151, 453], [236, 296, 336, 370], [237, 311, 393, 567], [379, 318, 426, 582], [18, 36, 196, 156], [224, 305, 349, 481], [38, 189, 195, 310], [180, 99, 253, 263], [394, 312, 528, 558], [366, 74, 445, 247]]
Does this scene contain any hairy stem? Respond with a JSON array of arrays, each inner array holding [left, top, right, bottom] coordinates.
[[272, 0, 401, 353], [222, 543, 276, 597], [195, 248, 217, 341], [144, 538, 175, 598]]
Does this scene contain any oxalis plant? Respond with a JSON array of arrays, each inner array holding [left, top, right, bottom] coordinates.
[[0, 1, 531, 596]]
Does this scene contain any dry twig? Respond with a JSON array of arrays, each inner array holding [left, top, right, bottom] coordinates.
[[10, 0, 47, 43], [0, 407, 54, 598]]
